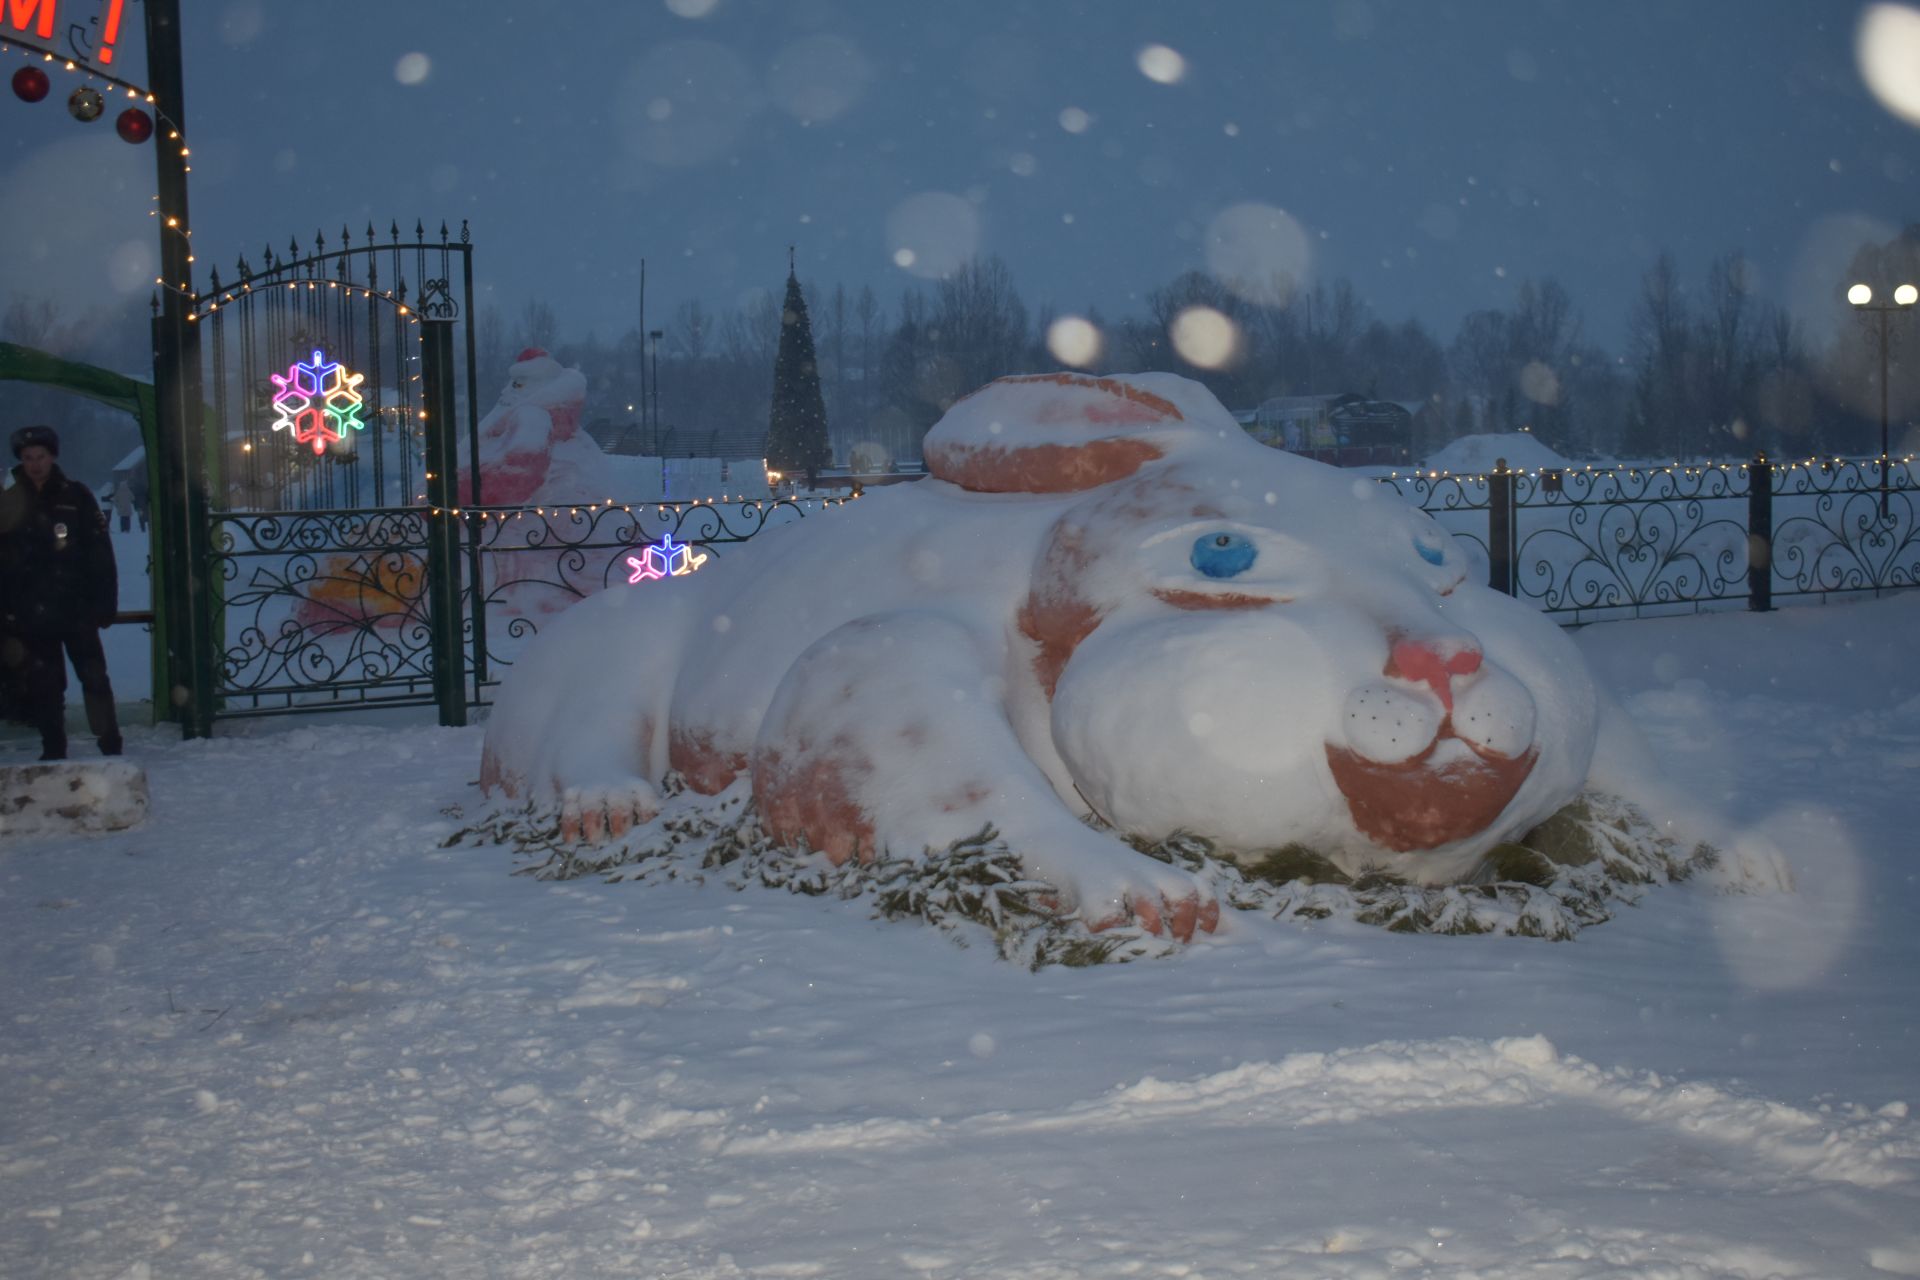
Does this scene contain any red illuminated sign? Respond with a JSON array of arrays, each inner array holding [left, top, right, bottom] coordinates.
[[4, 0, 127, 68]]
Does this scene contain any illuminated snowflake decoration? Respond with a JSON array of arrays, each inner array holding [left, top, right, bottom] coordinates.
[[270, 349, 368, 455], [626, 533, 710, 583]]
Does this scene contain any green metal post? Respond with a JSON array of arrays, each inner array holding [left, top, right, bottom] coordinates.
[[421, 317, 467, 727], [462, 243, 487, 702], [144, 314, 180, 719], [145, 0, 212, 737]]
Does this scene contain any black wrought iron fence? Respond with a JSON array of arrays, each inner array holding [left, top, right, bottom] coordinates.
[[1382, 454, 1919, 622], [201, 491, 849, 717], [204, 453, 1916, 720], [1769, 458, 1920, 603], [460, 495, 847, 699], [207, 507, 436, 715]]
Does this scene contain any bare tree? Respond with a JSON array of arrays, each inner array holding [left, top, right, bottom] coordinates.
[[670, 299, 711, 362], [1627, 253, 1694, 458], [722, 292, 781, 375], [874, 288, 939, 461], [472, 303, 507, 386], [1697, 253, 1756, 450], [1444, 278, 1582, 441], [1138, 271, 1258, 404], [0, 295, 67, 350], [1449, 309, 1514, 426], [854, 285, 881, 433], [1752, 305, 1814, 454], [817, 284, 851, 457], [1354, 319, 1446, 402], [1512, 279, 1579, 366], [511, 299, 558, 353], [930, 255, 1031, 399], [1510, 279, 1580, 442]]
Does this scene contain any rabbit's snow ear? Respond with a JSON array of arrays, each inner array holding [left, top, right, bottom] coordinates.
[[923, 373, 1187, 493]]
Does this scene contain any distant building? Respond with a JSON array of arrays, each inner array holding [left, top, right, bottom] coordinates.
[[1237, 392, 1415, 467], [109, 445, 148, 489], [1238, 395, 1336, 451]]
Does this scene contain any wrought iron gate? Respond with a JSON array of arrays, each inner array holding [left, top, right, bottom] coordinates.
[[191, 221, 477, 725]]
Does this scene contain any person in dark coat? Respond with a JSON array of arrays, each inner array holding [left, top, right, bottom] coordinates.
[[0, 426, 122, 760]]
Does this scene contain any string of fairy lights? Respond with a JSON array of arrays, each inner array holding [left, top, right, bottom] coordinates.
[[424, 451, 1917, 522], [431, 494, 863, 519], [1386, 455, 1920, 484], [3, 36, 198, 294], [197, 278, 417, 320]]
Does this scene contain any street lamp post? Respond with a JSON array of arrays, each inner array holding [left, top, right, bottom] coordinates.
[[1848, 281, 1918, 517], [648, 328, 664, 450], [648, 328, 665, 494]]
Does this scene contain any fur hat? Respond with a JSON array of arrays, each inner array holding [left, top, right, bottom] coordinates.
[[10, 425, 58, 458]]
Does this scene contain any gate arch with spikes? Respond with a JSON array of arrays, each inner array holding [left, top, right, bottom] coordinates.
[[184, 219, 479, 728]]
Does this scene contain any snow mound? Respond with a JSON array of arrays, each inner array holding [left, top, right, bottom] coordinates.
[[0, 760, 148, 836], [1422, 431, 1571, 474], [715, 1033, 1917, 1190]]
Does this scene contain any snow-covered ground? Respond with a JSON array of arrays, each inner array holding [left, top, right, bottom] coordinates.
[[4, 573, 1919, 1275]]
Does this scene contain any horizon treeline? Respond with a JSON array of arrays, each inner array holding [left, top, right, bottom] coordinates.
[[5, 226, 1915, 483], [491, 224, 1918, 468]]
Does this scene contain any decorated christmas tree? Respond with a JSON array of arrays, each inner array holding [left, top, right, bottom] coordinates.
[[765, 252, 831, 489]]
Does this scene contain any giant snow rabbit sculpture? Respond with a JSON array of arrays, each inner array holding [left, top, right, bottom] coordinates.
[[480, 373, 1600, 941]]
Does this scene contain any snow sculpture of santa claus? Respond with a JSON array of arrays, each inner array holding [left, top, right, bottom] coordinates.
[[296, 348, 605, 632], [457, 348, 594, 505]]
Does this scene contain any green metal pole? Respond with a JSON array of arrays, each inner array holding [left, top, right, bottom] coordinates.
[[421, 317, 466, 727], [136, 331, 173, 718], [461, 243, 488, 700], [145, 0, 211, 736]]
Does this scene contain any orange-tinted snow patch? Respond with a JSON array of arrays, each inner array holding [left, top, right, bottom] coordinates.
[[1325, 742, 1536, 852], [669, 727, 748, 795], [753, 748, 878, 866], [925, 438, 1164, 493]]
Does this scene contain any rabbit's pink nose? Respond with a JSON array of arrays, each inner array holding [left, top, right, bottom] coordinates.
[[1385, 634, 1482, 712]]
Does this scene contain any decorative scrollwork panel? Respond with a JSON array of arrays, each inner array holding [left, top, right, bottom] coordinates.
[[465, 498, 822, 683], [1772, 487, 1920, 597], [211, 510, 438, 710], [1511, 498, 1748, 616]]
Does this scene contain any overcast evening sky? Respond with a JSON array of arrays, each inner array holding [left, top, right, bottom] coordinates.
[[3, 0, 1915, 367]]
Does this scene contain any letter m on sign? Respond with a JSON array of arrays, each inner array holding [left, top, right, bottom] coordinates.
[[5, 0, 57, 40]]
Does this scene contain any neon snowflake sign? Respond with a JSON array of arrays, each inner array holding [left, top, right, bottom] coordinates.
[[626, 533, 709, 583], [270, 349, 368, 455]]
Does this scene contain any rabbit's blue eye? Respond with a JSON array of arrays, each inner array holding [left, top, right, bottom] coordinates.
[[1192, 532, 1257, 579], [1414, 534, 1447, 566]]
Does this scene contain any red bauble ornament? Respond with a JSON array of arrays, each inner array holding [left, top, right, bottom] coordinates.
[[11, 66, 51, 103], [115, 107, 153, 145]]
